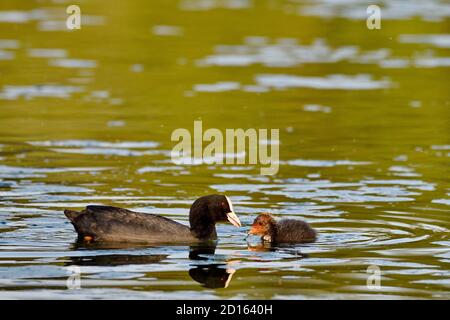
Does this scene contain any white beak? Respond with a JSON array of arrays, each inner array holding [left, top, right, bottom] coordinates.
[[224, 195, 241, 227], [226, 211, 241, 227]]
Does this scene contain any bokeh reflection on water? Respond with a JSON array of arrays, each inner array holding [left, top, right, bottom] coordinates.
[[0, 0, 449, 299]]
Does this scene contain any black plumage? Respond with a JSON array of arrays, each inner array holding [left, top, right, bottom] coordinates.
[[64, 194, 241, 244]]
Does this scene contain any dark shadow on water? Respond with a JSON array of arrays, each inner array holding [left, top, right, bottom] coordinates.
[[67, 254, 168, 266]]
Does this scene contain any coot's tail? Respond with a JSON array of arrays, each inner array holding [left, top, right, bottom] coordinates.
[[64, 209, 82, 222]]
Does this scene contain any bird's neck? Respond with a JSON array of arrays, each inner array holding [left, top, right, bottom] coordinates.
[[189, 208, 218, 240], [268, 221, 278, 240], [190, 222, 217, 240]]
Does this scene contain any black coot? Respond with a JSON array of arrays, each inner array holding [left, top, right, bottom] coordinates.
[[64, 194, 241, 244]]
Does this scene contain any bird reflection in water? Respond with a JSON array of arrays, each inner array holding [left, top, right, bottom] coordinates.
[[67, 240, 168, 265], [66, 241, 238, 289], [68, 253, 169, 266], [189, 244, 238, 289], [246, 242, 276, 252]]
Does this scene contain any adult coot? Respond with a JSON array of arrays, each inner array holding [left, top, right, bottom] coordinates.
[[64, 194, 241, 244]]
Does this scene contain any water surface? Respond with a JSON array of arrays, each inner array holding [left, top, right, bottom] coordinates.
[[0, 0, 449, 299]]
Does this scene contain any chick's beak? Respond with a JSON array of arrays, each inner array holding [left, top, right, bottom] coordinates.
[[248, 225, 257, 236], [226, 211, 241, 227], [245, 225, 257, 239]]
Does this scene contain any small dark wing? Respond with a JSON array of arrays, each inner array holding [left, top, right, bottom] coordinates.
[[64, 206, 134, 223], [278, 219, 316, 243], [85, 205, 135, 215]]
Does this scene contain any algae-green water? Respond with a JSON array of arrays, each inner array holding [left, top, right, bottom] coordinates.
[[0, 0, 449, 299]]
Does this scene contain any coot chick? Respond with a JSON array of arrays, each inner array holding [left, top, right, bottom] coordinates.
[[248, 213, 316, 243], [64, 194, 241, 244]]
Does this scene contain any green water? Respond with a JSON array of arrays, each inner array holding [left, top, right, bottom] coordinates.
[[0, 0, 449, 299]]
